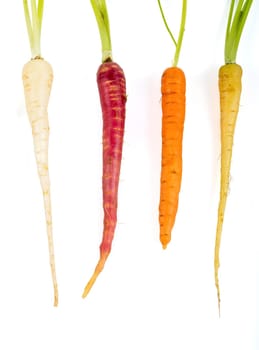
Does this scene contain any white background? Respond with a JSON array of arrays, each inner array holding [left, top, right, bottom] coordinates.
[[0, 1, 259, 349]]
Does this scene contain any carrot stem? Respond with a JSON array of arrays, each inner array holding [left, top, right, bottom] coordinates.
[[157, 0, 177, 47], [37, 0, 44, 37], [90, 0, 112, 62], [23, 1, 33, 52], [224, 0, 253, 63], [23, 0, 44, 58], [173, 0, 187, 67], [157, 0, 187, 67]]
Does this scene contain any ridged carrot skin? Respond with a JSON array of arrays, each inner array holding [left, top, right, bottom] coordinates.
[[22, 58, 58, 306], [159, 66, 186, 249], [82, 61, 126, 298], [214, 63, 242, 310]]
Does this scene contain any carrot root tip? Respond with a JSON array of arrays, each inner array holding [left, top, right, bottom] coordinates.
[[82, 252, 110, 299], [160, 235, 169, 250], [53, 292, 58, 307]]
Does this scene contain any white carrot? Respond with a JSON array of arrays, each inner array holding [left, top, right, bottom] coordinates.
[[22, 0, 58, 306]]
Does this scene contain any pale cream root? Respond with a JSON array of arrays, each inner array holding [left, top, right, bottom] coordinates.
[[22, 59, 58, 306]]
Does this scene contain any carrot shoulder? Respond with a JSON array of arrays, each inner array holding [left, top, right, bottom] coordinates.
[[82, 61, 126, 298], [215, 63, 242, 309], [159, 67, 186, 249], [22, 58, 58, 306]]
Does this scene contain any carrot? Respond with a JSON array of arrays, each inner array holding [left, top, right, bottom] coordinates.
[[158, 0, 187, 249], [82, 0, 126, 298], [22, 0, 58, 306], [214, 0, 253, 314]]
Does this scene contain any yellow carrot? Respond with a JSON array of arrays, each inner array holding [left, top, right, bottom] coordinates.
[[215, 63, 242, 310], [22, 1, 58, 306], [214, 0, 253, 313]]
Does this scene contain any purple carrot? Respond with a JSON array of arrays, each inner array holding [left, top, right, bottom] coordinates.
[[82, 61, 126, 298]]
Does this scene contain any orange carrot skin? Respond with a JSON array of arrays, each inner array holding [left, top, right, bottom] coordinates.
[[159, 67, 186, 249], [97, 61, 127, 256]]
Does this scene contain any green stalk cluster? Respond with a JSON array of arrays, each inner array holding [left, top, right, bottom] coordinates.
[[23, 0, 44, 58], [225, 0, 253, 64], [90, 0, 112, 62], [157, 0, 187, 67]]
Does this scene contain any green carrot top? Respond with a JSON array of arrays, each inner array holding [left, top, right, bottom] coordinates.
[[157, 0, 187, 67], [90, 0, 112, 62], [23, 0, 44, 59], [224, 0, 253, 64]]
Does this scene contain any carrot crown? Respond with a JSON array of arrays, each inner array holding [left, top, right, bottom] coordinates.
[[157, 0, 187, 67], [90, 0, 112, 62], [224, 0, 253, 64], [23, 0, 44, 59]]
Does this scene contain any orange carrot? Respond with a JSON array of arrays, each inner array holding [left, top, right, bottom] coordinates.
[[159, 67, 186, 248], [157, 0, 187, 249], [22, 0, 58, 306]]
